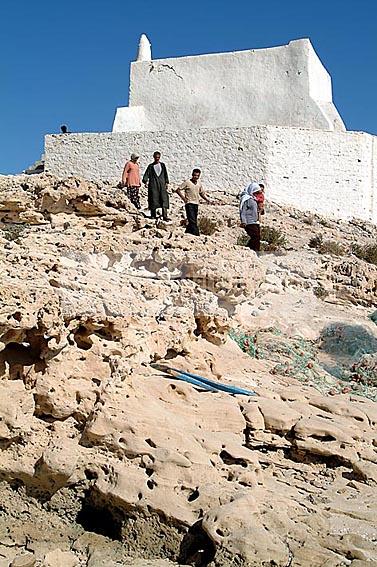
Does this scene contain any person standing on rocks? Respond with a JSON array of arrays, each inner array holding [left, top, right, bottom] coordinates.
[[239, 181, 263, 252], [142, 151, 170, 221], [121, 153, 141, 209], [175, 168, 213, 235]]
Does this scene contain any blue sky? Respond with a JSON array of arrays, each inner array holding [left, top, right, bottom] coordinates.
[[1, 0, 376, 174]]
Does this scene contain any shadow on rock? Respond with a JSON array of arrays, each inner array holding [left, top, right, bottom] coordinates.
[[178, 520, 216, 566]]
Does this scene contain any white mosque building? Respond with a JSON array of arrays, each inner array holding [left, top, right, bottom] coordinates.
[[45, 35, 377, 223]]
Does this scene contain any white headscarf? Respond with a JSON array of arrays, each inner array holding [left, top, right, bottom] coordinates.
[[239, 182, 260, 211]]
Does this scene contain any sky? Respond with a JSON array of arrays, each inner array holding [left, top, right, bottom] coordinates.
[[1, 0, 376, 174]]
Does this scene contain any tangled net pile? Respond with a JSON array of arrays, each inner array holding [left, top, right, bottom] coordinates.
[[229, 327, 377, 401]]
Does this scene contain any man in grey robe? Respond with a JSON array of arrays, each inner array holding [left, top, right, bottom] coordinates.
[[142, 151, 170, 221]]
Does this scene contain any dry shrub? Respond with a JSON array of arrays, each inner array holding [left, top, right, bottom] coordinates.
[[318, 240, 345, 256], [198, 216, 218, 235], [309, 234, 323, 249], [309, 234, 345, 256], [1, 223, 27, 242], [313, 286, 329, 300], [237, 226, 286, 251], [261, 226, 286, 251], [351, 243, 377, 266], [237, 233, 249, 247]]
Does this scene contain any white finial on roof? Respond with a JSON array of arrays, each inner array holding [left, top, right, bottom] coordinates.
[[136, 34, 152, 62]]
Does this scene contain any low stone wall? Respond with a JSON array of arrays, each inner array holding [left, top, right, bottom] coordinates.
[[44, 125, 377, 223]]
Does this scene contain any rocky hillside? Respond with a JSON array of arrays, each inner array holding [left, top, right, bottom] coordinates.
[[0, 174, 376, 567]]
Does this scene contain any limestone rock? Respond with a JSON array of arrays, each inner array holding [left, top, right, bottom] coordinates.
[[202, 493, 289, 566], [257, 397, 302, 433], [308, 394, 369, 426], [1, 175, 377, 566], [34, 437, 79, 491], [18, 210, 47, 225], [10, 552, 36, 567], [241, 399, 265, 430], [42, 549, 78, 567], [353, 460, 377, 483], [293, 415, 358, 463], [0, 381, 34, 440]]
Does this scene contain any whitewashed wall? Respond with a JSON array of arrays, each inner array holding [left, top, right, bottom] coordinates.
[[265, 128, 376, 222], [45, 126, 377, 224], [113, 39, 345, 133]]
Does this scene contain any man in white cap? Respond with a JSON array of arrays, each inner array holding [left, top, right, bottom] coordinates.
[[121, 153, 141, 209]]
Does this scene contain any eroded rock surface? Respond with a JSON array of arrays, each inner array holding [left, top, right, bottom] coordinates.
[[0, 174, 376, 566]]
